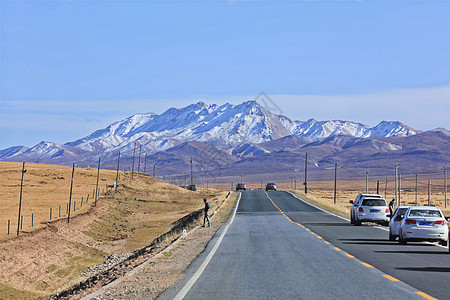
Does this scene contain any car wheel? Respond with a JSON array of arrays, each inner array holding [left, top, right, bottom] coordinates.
[[354, 218, 361, 226], [439, 240, 448, 246], [399, 232, 407, 245], [389, 231, 396, 241], [350, 214, 354, 225]]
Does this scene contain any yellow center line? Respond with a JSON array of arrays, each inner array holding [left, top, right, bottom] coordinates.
[[415, 292, 438, 300], [310, 232, 316, 235], [316, 236, 323, 239], [361, 262, 373, 268], [333, 247, 341, 251], [382, 275, 399, 282], [305, 228, 311, 231], [324, 241, 331, 244], [345, 254, 354, 258]]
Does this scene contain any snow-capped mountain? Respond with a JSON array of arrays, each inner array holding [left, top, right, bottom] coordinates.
[[287, 118, 418, 140], [0, 100, 422, 166], [66, 101, 291, 154]]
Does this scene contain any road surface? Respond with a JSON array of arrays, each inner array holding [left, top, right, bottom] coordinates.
[[159, 191, 449, 299]]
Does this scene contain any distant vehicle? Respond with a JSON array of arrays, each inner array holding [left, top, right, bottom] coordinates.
[[187, 184, 196, 191], [236, 183, 246, 191], [265, 183, 277, 191], [398, 206, 448, 246], [388, 206, 410, 240], [350, 194, 389, 226]]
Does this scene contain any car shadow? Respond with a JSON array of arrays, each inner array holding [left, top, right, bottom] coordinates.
[[339, 238, 435, 246], [375, 250, 449, 255], [396, 267, 450, 273], [302, 222, 351, 226]]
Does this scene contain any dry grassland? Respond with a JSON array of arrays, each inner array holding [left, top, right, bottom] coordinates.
[[0, 162, 228, 299], [287, 178, 450, 219], [0, 162, 118, 240]]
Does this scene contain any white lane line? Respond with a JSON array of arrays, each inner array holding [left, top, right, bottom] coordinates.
[[173, 192, 242, 300]]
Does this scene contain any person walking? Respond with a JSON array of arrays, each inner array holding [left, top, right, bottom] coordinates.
[[389, 198, 395, 217], [203, 198, 211, 227]]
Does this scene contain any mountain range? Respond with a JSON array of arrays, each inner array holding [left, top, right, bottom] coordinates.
[[1, 101, 448, 183]]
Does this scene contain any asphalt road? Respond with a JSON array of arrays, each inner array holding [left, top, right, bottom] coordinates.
[[159, 191, 449, 300]]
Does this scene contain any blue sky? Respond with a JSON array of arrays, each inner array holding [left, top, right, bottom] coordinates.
[[1, 0, 449, 148]]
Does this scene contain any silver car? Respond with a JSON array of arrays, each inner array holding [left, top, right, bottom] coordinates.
[[388, 206, 410, 241], [398, 206, 448, 246], [350, 194, 389, 226]]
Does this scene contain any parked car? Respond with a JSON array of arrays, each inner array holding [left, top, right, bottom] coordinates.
[[187, 184, 196, 191], [398, 206, 448, 246], [388, 206, 410, 240], [350, 194, 389, 226], [265, 183, 277, 191], [236, 183, 246, 191]]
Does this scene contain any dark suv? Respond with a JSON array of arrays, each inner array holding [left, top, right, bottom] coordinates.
[[266, 183, 277, 191], [187, 184, 196, 191]]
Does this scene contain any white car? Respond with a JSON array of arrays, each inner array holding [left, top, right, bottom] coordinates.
[[350, 194, 389, 226], [398, 206, 448, 246], [388, 206, 410, 240]]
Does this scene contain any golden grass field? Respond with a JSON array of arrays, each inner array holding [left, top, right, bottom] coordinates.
[[0, 161, 229, 299], [0, 161, 118, 240]]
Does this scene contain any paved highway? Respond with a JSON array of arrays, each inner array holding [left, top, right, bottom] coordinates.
[[159, 191, 449, 299]]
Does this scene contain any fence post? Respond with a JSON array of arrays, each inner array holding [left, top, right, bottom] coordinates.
[[20, 216, 23, 230], [86, 194, 89, 203], [50, 207, 52, 220], [32, 214, 34, 227], [59, 205, 61, 217], [8, 220, 10, 235], [81, 197, 83, 208], [74, 200, 76, 211]]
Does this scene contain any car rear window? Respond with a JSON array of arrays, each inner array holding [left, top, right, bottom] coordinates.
[[397, 208, 408, 218], [408, 209, 442, 218], [362, 199, 387, 206]]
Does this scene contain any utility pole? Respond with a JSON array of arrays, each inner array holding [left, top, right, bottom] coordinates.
[[304, 152, 308, 194], [137, 145, 142, 173], [428, 180, 431, 206], [444, 168, 447, 208], [115, 151, 120, 192], [415, 174, 418, 206], [68, 163, 75, 223], [153, 164, 156, 178], [334, 163, 337, 204], [132, 142, 136, 178], [376, 180, 380, 194], [398, 174, 401, 206], [17, 162, 26, 236], [364, 172, 369, 194], [94, 157, 100, 207], [190, 158, 193, 186], [395, 163, 398, 207], [385, 178, 388, 199], [144, 153, 147, 174]]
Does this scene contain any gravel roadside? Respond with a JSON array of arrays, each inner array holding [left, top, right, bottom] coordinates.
[[79, 193, 238, 300]]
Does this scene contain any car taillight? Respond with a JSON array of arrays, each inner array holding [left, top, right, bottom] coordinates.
[[404, 219, 416, 225], [385, 208, 390, 213], [435, 220, 447, 225], [394, 217, 402, 222], [358, 207, 364, 212]]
